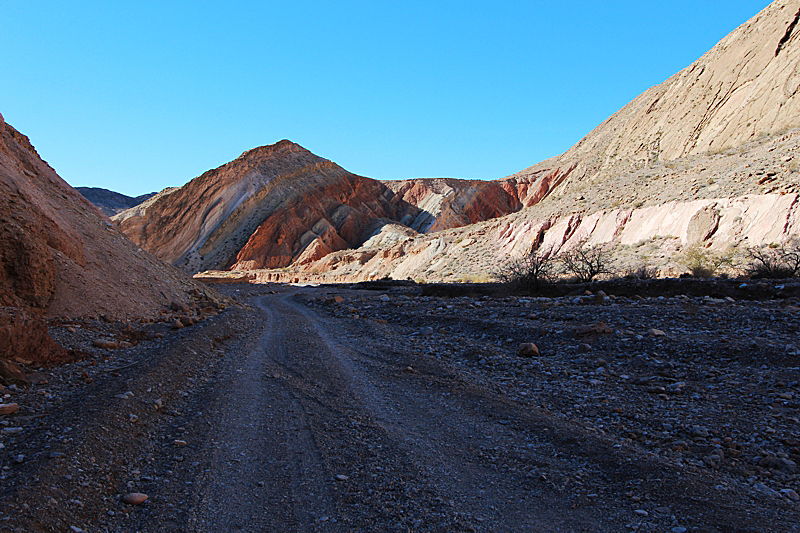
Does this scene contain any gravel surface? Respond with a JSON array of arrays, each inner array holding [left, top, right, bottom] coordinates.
[[1, 281, 799, 532]]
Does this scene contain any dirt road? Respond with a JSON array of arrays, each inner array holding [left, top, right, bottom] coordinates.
[[1, 284, 798, 532]]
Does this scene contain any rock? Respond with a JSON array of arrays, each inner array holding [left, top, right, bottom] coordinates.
[[419, 327, 434, 336], [92, 339, 118, 350], [633, 509, 648, 516], [172, 320, 184, 330], [689, 426, 710, 438], [780, 489, 800, 501], [648, 328, 666, 337], [759, 456, 798, 474], [0, 359, 27, 385], [335, 474, 349, 481], [594, 291, 607, 303], [173, 440, 187, 447], [0, 403, 20, 415], [0, 307, 67, 366], [2, 427, 23, 435], [12, 454, 24, 464], [179, 316, 193, 327], [517, 343, 540, 357], [169, 301, 190, 313], [121, 493, 148, 505], [577, 343, 592, 353], [575, 322, 612, 339]]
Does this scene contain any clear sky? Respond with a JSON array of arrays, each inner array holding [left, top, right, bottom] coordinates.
[[1, 1, 771, 197]]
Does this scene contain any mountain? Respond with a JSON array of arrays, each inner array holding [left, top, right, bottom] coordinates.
[[511, 0, 800, 206], [115, 141, 540, 273], [196, 0, 800, 284], [76, 187, 156, 216], [0, 112, 216, 364]]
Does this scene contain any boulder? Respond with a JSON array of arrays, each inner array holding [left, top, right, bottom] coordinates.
[[517, 343, 540, 357], [0, 307, 66, 365]]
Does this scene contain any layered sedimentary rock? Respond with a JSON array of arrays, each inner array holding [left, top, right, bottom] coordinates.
[[200, 191, 800, 285], [116, 141, 429, 272]]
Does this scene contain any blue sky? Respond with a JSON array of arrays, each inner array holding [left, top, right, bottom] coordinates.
[[1, 1, 770, 197]]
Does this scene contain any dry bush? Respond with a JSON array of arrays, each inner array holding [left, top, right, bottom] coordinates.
[[496, 251, 557, 293], [623, 263, 659, 280], [746, 242, 800, 279], [558, 243, 613, 283]]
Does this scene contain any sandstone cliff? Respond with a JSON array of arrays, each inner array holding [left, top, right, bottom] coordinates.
[[0, 113, 213, 362]]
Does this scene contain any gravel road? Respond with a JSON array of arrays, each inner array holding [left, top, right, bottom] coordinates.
[[1, 283, 799, 532]]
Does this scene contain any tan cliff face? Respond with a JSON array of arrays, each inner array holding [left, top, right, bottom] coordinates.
[[0, 117, 208, 320], [512, 0, 800, 199]]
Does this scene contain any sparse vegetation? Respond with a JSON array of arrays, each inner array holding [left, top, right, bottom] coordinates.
[[680, 244, 732, 278], [623, 263, 659, 280], [745, 241, 800, 279], [558, 242, 613, 283], [496, 250, 556, 293]]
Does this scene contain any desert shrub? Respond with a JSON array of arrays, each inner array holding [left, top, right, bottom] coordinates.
[[559, 242, 613, 283], [746, 242, 800, 279], [623, 263, 658, 280], [680, 244, 732, 278], [496, 250, 556, 293]]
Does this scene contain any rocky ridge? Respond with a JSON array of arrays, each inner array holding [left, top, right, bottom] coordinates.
[[75, 187, 156, 217], [0, 113, 219, 365]]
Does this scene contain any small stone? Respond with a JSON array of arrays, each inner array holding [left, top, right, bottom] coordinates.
[[92, 339, 118, 350], [634, 509, 648, 516], [378, 295, 390, 302], [12, 454, 24, 464], [173, 440, 187, 447], [2, 427, 23, 435], [0, 403, 19, 415], [689, 426, 710, 438], [577, 343, 592, 353], [335, 474, 349, 481], [780, 488, 800, 501], [648, 328, 666, 337], [171, 320, 184, 330], [121, 492, 148, 505], [517, 343, 540, 357], [671, 528, 687, 533], [179, 316, 193, 327], [419, 327, 434, 336]]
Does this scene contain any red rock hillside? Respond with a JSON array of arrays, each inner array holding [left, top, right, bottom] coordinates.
[[115, 141, 426, 272], [0, 112, 212, 364]]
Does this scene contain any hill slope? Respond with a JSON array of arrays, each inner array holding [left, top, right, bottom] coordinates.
[[0, 113, 212, 321], [76, 187, 156, 216], [512, 0, 800, 203]]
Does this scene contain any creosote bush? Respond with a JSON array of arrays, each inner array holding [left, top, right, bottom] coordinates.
[[623, 263, 659, 280], [680, 244, 732, 278]]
